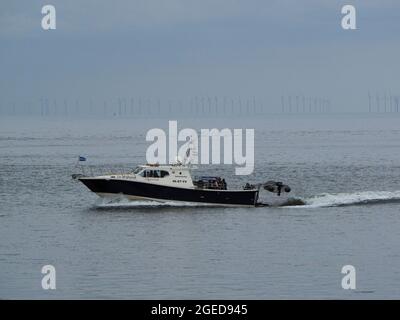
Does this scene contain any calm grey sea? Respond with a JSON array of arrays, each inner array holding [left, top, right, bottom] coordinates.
[[1, 114, 400, 299]]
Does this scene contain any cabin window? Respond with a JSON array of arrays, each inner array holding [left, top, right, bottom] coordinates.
[[140, 169, 169, 178], [160, 170, 169, 178]]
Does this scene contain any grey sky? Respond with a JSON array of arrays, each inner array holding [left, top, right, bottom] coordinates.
[[1, 0, 400, 112]]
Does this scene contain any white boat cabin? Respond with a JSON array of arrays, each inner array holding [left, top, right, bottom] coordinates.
[[97, 163, 228, 190], [131, 164, 194, 188]]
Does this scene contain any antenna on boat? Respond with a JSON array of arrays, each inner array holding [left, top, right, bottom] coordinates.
[[183, 135, 198, 168]]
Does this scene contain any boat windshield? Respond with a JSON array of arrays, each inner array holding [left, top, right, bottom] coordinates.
[[133, 166, 142, 174]]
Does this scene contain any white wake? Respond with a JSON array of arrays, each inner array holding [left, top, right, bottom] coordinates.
[[93, 190, 400, 209], [94, 196, 219, 208], [286, 190, 400, 208]]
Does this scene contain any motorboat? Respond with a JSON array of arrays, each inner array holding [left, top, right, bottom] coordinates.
[[73, 162, 291, 207]]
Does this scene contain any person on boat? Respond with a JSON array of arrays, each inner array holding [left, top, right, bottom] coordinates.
[[213, 180, 219, 189], [276, 182, 283, 196], [222, 179, 227, 190]]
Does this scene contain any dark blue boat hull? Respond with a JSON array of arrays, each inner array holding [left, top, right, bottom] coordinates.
[[79, 178, 259, 206]]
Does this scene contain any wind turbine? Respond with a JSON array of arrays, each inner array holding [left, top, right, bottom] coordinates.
[[368, 91, 371, 113], [376, 93, 380, 113]]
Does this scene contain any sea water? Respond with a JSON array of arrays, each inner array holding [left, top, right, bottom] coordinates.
[[1, 113, 400, 298]]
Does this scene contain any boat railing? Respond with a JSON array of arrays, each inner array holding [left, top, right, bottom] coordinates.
[[72, 164, 135, 179]]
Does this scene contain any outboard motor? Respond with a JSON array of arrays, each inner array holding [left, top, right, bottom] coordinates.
[[262, 181, 291, 196]]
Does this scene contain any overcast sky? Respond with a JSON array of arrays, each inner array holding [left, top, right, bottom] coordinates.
[[1, 0, 400, 113]]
